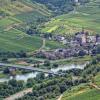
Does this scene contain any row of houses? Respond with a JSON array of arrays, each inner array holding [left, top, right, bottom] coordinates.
[[36, 46, 89, 60], [44, 30, 100, 46], [74, 30, 100, 45]]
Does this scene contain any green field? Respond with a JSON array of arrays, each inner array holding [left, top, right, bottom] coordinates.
[[0, 0, 63, 52], [41, 0, 100, 35], [45, 40, 65, 50], [62, 84, 100, 100], [94, 73, 100, 86], [0, 28, 43, 52]]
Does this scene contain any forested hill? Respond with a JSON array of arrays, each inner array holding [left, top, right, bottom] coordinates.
[[32, 0, 90, 14]]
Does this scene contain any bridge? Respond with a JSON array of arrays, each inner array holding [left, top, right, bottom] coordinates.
[[0, 63, 57, 75]]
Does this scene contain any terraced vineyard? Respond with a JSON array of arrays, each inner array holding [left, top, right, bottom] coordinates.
[[0, 0, 51, 16], [62, 83, 100, 100], [0, 0, 55, 52], [0, 28, 43, 52], [41, 0, 100, 35]]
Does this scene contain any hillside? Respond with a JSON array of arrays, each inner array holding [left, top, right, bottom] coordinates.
[[0, 0, 51, 16], [40, 0, 100, 35], [0, 0, 65, 52], [62, 83, 100, 100], [62, 69, 100, 100]]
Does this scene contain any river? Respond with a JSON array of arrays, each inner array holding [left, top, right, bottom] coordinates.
[[0, 62, 88, 82]]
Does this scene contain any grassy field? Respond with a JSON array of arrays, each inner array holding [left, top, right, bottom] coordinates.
[[0, 28, 43, 52], [45, 40, 65, 50], [94, 73, 100, 86], [62, 83, 100, 100], [40, 0, 100, 35]]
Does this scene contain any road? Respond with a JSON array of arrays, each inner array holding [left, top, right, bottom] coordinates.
[[0, 63, 57, 75], [4, 88, 32, 100]]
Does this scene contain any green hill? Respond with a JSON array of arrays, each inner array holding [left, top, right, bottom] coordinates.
[[0, 28, 43, 52], [0, 0, 60, 52], [40, 0, 100, 35], [62, 83, 100, 100]]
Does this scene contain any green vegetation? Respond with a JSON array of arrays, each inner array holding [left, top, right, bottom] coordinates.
[[0, 0, 53, 52], [41, 0, 100, 35], [14, 57, 100, 100], [0, 0, 51, 16], [62, 85, 100, 100], [94, 73, 100, 86], [33, 0, 89, 15], [61, 56, 100, 100], [0, 28, 43, 52], [0, 73, 7, 78], [53, 56, 92, 65], [45, 40, 65, 50], [0, 79, 24, 99]]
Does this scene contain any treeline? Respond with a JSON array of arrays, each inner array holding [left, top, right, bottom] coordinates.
[[0, 80, 24, 99], [0, 51, 27, 61]]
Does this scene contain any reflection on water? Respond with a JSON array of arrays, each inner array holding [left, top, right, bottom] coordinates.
[[0, 62, 88, 82], [0, 72, 38, 82], [51, 63, 87, 73]]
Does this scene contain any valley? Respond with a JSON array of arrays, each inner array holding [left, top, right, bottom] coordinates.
[[0, 0, 100, 100]]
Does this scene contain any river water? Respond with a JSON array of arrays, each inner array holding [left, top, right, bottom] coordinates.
[[0, 62, 88, 82]]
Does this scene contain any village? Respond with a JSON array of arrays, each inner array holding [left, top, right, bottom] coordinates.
[[36, 29, 100, 60]]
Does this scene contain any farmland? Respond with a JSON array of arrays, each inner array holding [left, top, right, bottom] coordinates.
[[0, 28, 43, 52], [0, 0, 63, 52], [40, 0, 100, 35]]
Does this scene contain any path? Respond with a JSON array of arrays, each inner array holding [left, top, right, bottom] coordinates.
[[57, 94, 63, 100], [28, 38, 46, 55], [90, 83, 100, 90], [4, 88, 32, 100], [39, 38, 46, 50]]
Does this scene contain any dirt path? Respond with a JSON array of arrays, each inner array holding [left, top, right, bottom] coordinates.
[[90, 83, 100, 90], [57, 94, 63, 100], [39, 38, 46, 51], [4, 88, 32, 100], [28, 38, 46, 56]]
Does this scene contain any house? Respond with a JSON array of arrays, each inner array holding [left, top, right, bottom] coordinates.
[[87, 36, 96, 43], [96, 36, 100, 45], [75, 30, 88, 45], [54, 35, 65, 42]]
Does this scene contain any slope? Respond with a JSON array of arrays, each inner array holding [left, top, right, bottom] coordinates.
[[40, 0, 100, 35], [62, 85, 100, 100], [0, 0, 54, 52]]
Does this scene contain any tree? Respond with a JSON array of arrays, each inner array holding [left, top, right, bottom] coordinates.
[[78, 50, 86, 56], [3, 68, 10, 74], [36, 72, 45, 80], [26, 78, 36, 88], [44, 60, 50, 66], [96, 55, 100, 61], [53, 63, 58, 68], [91, 58, 97, 65], [1, 57, 8, 62]]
